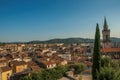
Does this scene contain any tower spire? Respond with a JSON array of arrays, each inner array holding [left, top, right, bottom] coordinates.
[[103, 17, 108, 30], [102, 17, 111, 48]]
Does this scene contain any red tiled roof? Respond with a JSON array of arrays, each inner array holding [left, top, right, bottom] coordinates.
[[0, 66, 11, 72], [10, 60, 26, 66], [42, 61, 56, 65], [101, 48, 120, 53], [27, 61, 38, 67], [31, 66, 41, 71]]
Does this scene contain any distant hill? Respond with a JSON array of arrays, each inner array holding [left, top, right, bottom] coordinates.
[[1, 37, 120, 44], [0, 42, 5, 46], [28, 37, 120, 44], [28, 38, 94, 44], [110, 37, 120, 43]]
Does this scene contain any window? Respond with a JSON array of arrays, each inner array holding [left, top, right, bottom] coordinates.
[[106, 35, 108, 40]]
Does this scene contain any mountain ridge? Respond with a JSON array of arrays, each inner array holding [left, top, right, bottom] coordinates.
[[1, 37, 120, 44], [27, 37, 120, 44]]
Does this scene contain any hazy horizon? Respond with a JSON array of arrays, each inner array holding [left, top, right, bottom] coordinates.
[[0, 0, 120, 42], [1, 36, 120, 43]]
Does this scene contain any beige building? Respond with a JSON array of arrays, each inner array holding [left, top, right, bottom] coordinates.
[[0, 66, 12, 80], [9, 60, 27, 73]]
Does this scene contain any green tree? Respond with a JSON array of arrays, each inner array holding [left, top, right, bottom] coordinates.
[[101, 56, 120, 68], [55, 65, 68, 79], [96, 66, 120, 80], [31, 72, 43, 80], [42, 70, 53, 80], [47, 68, 57, 80], [96, 56, 120, 80], [101, 56, 111, 67], [71, 63, 86, 74], [20, 76, 32, 80], [20, 65, 68, 80], [92, 23, 101, 80]]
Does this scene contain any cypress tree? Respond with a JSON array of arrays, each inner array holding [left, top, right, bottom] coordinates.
[[92, 23, 101, 80]]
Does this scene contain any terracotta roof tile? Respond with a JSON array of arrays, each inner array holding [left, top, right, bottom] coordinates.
[[10, 60, 26, 66], [0, 66, 11, 72], [42, 61, 56, 65], [27, 61, 38, 67], [31, 66, 41, 71], [101, 48, 120, 53]]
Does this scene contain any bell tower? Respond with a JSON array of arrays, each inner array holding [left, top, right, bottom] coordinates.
[[102, 17, 111, 48]]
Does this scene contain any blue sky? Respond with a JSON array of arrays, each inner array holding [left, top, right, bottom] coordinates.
[[0, 0, 120, 42]]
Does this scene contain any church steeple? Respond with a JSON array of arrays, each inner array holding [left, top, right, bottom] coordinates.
[[102, 17, 111, 48], [103, 17, 108, 30]]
